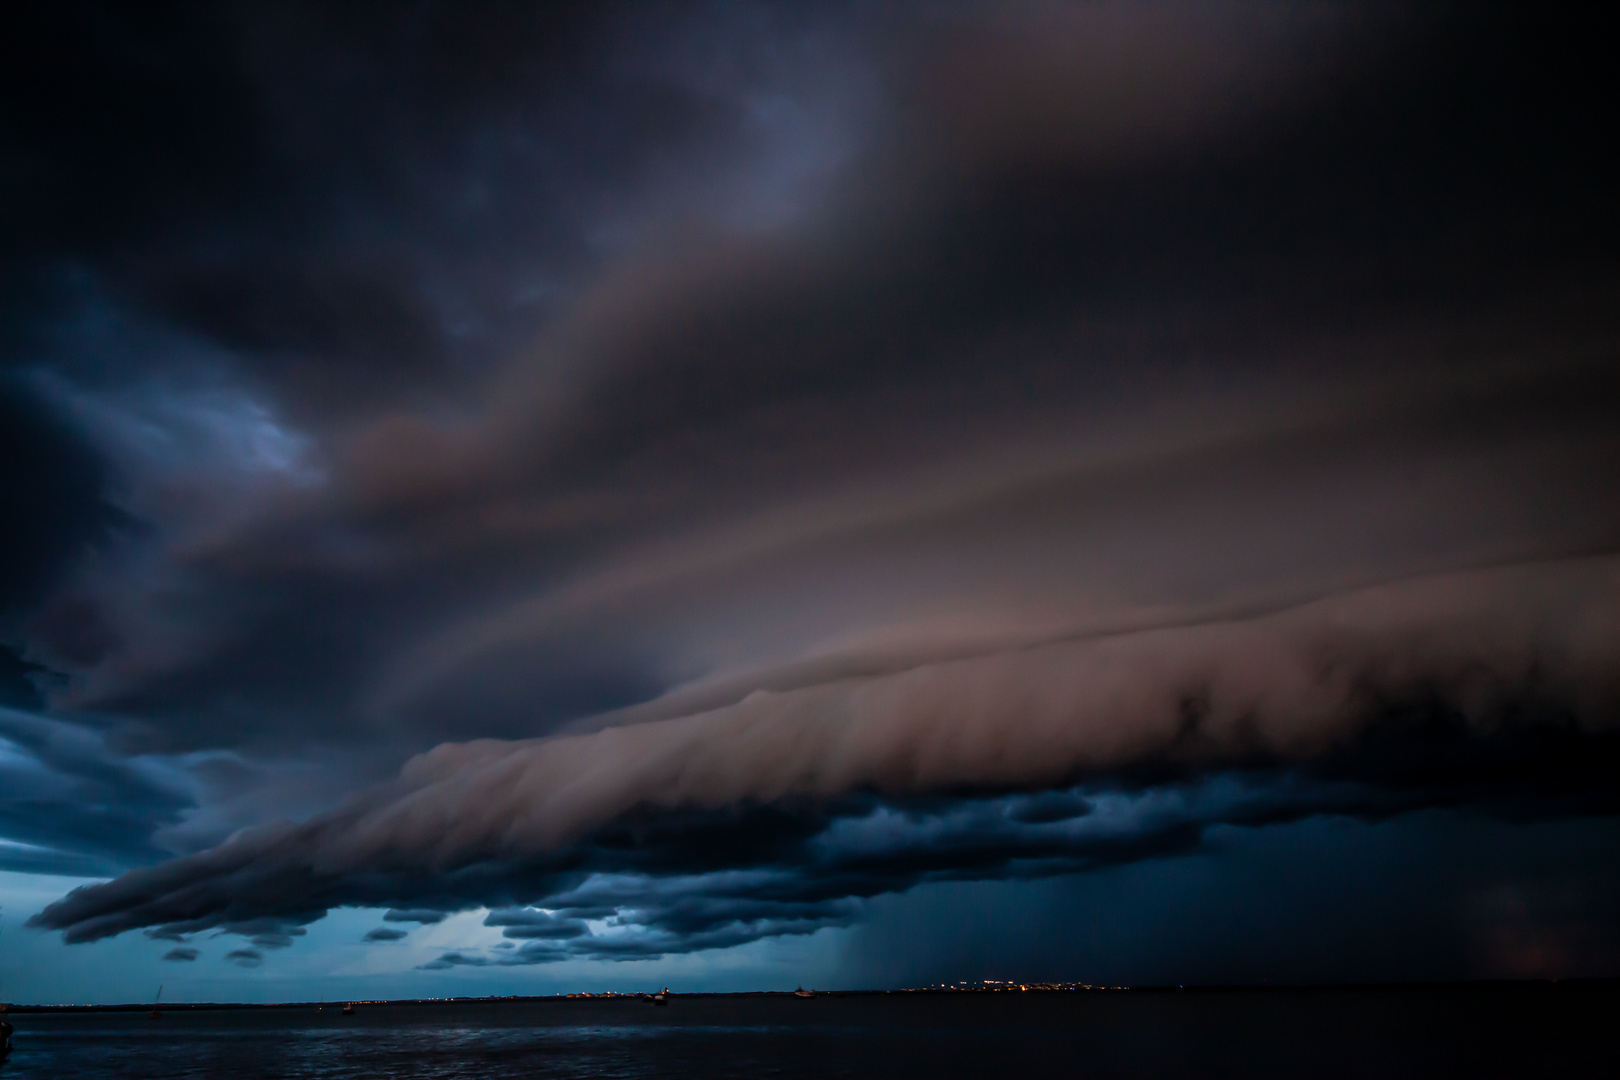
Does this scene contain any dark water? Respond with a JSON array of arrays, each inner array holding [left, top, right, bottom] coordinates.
[[3, 985, 1616, 1079]]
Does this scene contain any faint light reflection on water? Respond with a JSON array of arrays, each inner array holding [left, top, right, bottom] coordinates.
[[2, 987, 1617, 1079]]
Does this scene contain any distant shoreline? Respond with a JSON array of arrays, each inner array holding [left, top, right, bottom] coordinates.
[[4, 979, 1615, 1013]]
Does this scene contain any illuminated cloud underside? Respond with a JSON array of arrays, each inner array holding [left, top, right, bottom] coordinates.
[[3, 2, 1618, 976]]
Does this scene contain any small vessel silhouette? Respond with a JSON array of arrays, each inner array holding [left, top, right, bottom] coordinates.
[[794, 987, 815, 999], [342, 1002, 356, 1015]]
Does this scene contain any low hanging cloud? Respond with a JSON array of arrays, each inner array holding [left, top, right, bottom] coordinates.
[[0, 707, 194, 876], [5, 3, 1620, 978], [30, 556, 1620, 956], [382, 908, 447, 925]]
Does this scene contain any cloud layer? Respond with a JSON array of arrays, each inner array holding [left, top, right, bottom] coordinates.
[[32, 557, 1620, 955], [3, 2, 1619, 971]]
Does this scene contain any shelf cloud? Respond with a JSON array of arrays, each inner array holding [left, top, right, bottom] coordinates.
[[4, 1, 1618, 976], [32, 557, 1620, 954]]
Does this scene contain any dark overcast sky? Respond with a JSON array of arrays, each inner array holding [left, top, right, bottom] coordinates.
[[2, 1, 1619, 999]]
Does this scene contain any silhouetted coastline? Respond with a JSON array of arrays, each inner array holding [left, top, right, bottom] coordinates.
[[5, 977, 1615, 1013]]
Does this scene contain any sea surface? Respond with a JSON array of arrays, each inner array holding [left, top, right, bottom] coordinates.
[[2, 984, 1615, 1079]]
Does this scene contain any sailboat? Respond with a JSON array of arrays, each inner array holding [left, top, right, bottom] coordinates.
[[149, 984, 163, 1019], [794, 987, 815, 999]]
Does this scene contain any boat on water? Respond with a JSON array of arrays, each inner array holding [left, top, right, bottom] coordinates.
[[794, 988, 815, 999], [650, 987, 671, 1006], [342, 1002, 356, 1015]]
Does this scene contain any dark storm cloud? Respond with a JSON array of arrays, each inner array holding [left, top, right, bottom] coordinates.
[[0, 701, 374, 879], [3, 0, 1610, 752], [839, 813, 1620, 987], [0, 0, 882, 748], [0, 380, 126, 615], [0, 647, 51, 713], [161, 947, 198, 962], [483, 907, 588, 939], [225, 948, 263, 968], [0, 1, 836, 407], [224, 918, 307, 950], [4, 2, 1620, 969], [140, 913, 311, 952], [30, 612, 1620, 953], [363, 927, 407, 943], [382, 908, 446, 925], [0, 707, 193, 876]]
